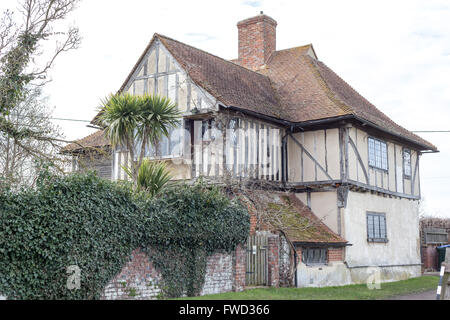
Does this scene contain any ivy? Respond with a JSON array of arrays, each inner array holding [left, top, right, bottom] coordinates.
[[0, 173, 249, 299], [144, 182, 249, 297]]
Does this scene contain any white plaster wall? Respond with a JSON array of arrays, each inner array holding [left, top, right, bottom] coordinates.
[[296, 262, 352, 288], [343, 191, 421, 281], [310, 191, 339, 235]]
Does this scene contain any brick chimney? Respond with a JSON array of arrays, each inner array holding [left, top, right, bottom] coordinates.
[[237, 12, 277, 70]]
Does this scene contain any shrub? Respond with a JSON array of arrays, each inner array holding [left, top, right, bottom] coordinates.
[[0, 173, 249, 299], [0, 171, 142, 300], [144, 182, 250, 297]]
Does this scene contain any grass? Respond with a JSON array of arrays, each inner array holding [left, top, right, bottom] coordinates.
[[182, 276, 439, 300]]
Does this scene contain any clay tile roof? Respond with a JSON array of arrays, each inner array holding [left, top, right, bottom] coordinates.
[[156, 34, 285, 119], [62, 130, 109, 153], [90, 34, 435, 152], [309, 58, 437, 151], [260, 48, 437, 150], [241, 190, 348, 245]]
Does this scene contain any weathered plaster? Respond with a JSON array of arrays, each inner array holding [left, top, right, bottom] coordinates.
[[342, 191, 421, 282]]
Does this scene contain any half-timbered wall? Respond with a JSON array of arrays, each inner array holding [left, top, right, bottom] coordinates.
[[190, 117, 283, 181], [124, 39, 217, 113], [287, 129, 341, 183], [347, 126, 421, 198], [286, 126, 421, 199], [112, 39, 220, 181], [113, 39, 283, 182]]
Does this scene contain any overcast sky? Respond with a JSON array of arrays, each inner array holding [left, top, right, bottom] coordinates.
[[2, 0, 449, 217]]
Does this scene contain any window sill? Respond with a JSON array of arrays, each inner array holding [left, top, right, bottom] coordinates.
[[303, 263, 328, 267], [368, 165, 389, 173], [367, 239, 389, 244]]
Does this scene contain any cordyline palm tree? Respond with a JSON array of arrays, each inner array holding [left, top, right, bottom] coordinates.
[[98, 93, 181, 191]]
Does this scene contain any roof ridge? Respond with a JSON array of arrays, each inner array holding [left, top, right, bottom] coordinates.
[[264, 44, 312, 66], [275, 44, 312, 53], [304, 55, 354, 116], [155, 33, 273, 81]]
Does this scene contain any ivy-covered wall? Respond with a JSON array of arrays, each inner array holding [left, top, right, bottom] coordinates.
[[0, 171, 249, 300], [102, 248, 240, 300]]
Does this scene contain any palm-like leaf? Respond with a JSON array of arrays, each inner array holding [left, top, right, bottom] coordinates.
[[98, 93, 180, 185], [97, 93, 142, 149], [138, 94, 181, 143], [135, 159, 172, 197]]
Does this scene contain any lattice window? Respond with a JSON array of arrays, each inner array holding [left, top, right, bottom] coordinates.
[[403, 148, 412, 178], [368, 137, 388, 171], [302, 248, 328, 265], [367, 212, 388, 243]]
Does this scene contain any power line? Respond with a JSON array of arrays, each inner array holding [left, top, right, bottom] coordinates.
[[49, 117, 91, 123], [413, 131, 450, 133]]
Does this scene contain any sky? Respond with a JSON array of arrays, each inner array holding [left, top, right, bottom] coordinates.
[[1, 0, 449, 217]]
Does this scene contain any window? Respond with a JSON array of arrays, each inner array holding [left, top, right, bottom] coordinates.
[[136, 121, 184, 159], [403, 148, 411, 178], [367, 212, 388, 243], [368, 137, 388, 170], [302, 248, 328, 265]]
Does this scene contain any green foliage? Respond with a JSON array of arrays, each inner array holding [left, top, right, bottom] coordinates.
[[123, 159, 171, 197], [98, 93, 142, 149], [98, 93, 181, 183], [0, 170, 142, 300], [143, 182, 250, 298], [0, 173, 249, 299]]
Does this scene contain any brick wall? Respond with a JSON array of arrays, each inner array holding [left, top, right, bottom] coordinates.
[[103, 249, 161, 300], [201, 253, 233, 295], [232, 244, 246, 292], [237, 14, 277, 71], [103, 247, 243, 300], [328, 248, 344, 262], [295, 247, 302, 265], [267, 235, 280, 287]]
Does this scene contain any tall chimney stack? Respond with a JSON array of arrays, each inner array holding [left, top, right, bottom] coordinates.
[[237, 12, 277, 70]]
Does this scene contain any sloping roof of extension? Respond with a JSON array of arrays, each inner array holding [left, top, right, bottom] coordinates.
[[82, 33, 436, 152], [240, 190, 347, 245], [62, 130, 109, 153]]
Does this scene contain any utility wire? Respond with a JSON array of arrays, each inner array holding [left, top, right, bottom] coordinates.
[[7, 114, 450, 129], [413, 131, 450, 133]]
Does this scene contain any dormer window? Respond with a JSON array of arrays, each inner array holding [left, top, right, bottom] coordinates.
[[368, 137, 388, 171]]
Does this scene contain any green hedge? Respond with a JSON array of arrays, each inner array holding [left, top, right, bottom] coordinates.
[[0, 172, 249, 299]]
